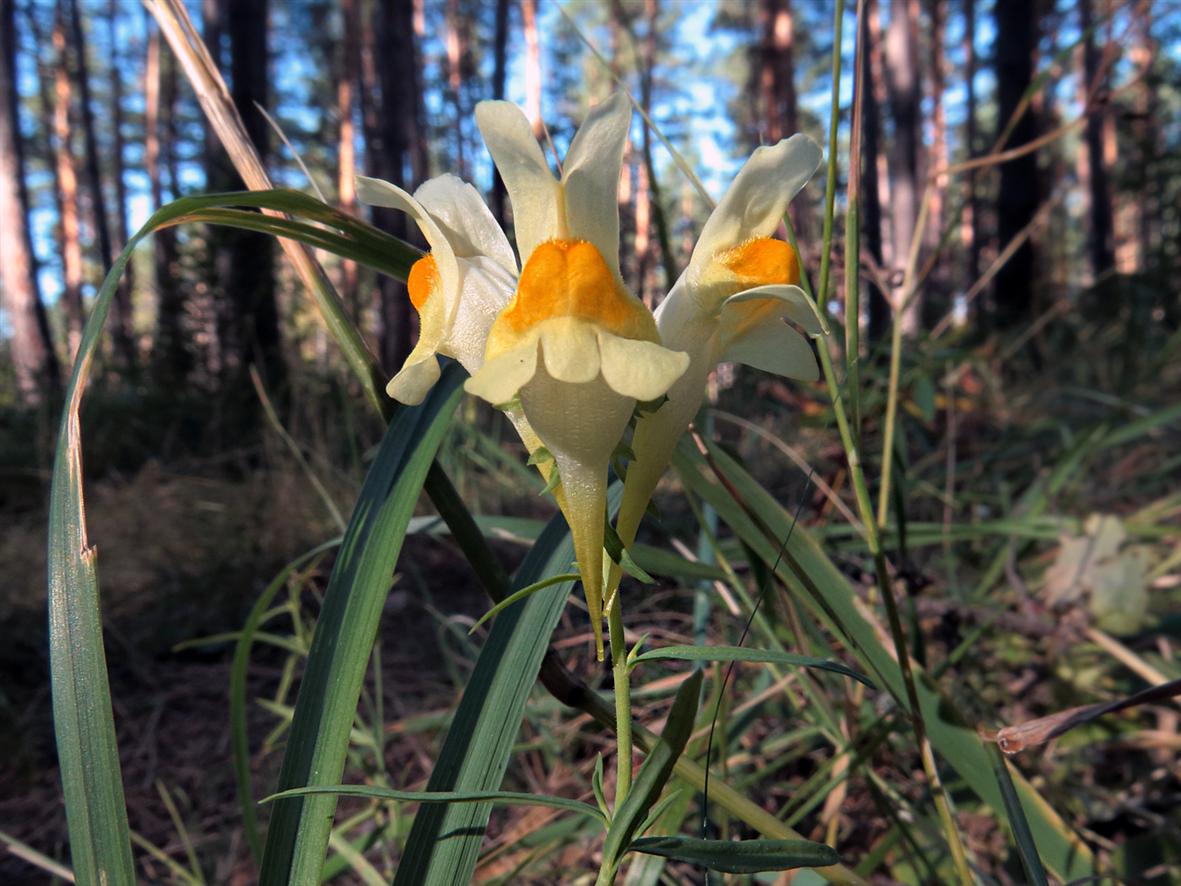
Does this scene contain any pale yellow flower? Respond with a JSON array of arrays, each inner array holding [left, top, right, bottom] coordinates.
[[466, 93, 689, 658], [609, 135, 825, 601], [356, 173, 518, 404]]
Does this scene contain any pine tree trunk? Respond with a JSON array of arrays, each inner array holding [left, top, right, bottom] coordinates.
[[1, 0, 60, 402], [227, 0, 284, 389], [51, 10, 86, 359], [757, 0, 803, 236], [336, 0, 359, 312], [444, 0, 466, 176], [146, 26, 187, 383], [68, 0, 135, 371], [1080, 0, 1114, 276], [107, 0, 136, 345], [884, 0, 921, 333], [993, 0, 1039, 327], [863, 0, 889, 344], [372, 0, 424, 374], [522, 0, 542, 138], [491, 0, 510, 224], [201, 0, 228, 379], [963, 0, 980, 295]]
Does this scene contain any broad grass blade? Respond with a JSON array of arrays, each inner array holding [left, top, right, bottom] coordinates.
[[48, 236, 141, 885], [673, 440, 1095, 882], [392, 493, 613, 885], [258, 365, 465, 885]]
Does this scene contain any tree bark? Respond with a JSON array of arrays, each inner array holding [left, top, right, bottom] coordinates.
[[67, 0, 135, 370], [336, 0, 359, 311], [993, 0, 1040, 327], [863, 0, 888, 344], [145, 25, 187, 383], [491, 0, 510, 224], [50, 9, 85, 359], [1, 0, 61, 402], [1080, 0, 1114, 276], [444, 0, 466, 176], [107, 0, 136, 346], [884, 0, 921, 333], [962, 0, 980, 295], [226, 0, 284, 389], [522, 0, 542, 138], [756, 0, 803, 237], [372, 0, 426, 374]]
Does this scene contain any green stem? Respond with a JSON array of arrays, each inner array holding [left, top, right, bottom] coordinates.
[[607, 596, 633, 807], [816, 0, 845, 313]]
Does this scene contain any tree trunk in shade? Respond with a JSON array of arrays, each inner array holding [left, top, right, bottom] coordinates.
[[67, 0, 135, 371], [1, 0, 61, 402], [371, 0, 427, 375], [522, 0, 542, 138], [336, 0, 360, 312], [227, 0, 284, 389], [491, 0, 510, 225], [864, 0, 888, 344], [50, 10, 86, 359], [107, 0, 136, 349], [993, 0, 1039, 327], [884, 0, 921, 334], [756, 0, 803, 237], [1080, 0, 1114, 277], [963, 0, 980, 297], [146, 26, 187, 383]]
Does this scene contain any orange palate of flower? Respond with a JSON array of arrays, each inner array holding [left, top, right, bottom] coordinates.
[[499, 239, 643, 337], [407, 253, 439, 312]]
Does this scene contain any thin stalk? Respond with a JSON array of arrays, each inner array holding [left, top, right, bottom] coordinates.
[[781, 2, 972, 865], [607, 597, 633, 807], [876, 188, 931, 528], [815, 0, 845, 312], [845, 0, 866, 434]]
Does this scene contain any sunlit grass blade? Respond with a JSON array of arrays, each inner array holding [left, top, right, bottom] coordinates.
[[257, 364, 465, 885], [632, 645, 873, 687], [392, 492, 616, 885], [48, 236, 139, 886], [672, 439, 1095, 882]]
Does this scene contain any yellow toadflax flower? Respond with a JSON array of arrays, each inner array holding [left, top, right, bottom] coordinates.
[[355, 173, 519, 405], [466, 93, 689, 659], [609, 135, 826, 599]]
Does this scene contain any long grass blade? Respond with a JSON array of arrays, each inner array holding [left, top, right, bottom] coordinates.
[[257, 365, 466, 885], [673, 439, 1095, 882], [391, 491, 618, 885], [48, 234, 140, 886]]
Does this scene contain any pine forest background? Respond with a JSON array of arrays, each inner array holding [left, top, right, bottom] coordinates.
[[2, 0, 1180, 882]]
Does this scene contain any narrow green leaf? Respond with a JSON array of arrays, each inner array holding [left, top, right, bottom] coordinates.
[[987, 744, 1050, 886], [602, 671, 704, 875], [673, 440, 1094, 882], [628, 836, 839, 873], [48, 223, 140, 886], [231, 539, 341, 862], [263, 785, 605, 823], [632, 645, 873, 688], [391, 486, 624, 883], [468, 573, 581, 634], [258, 366, 466, 886]]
